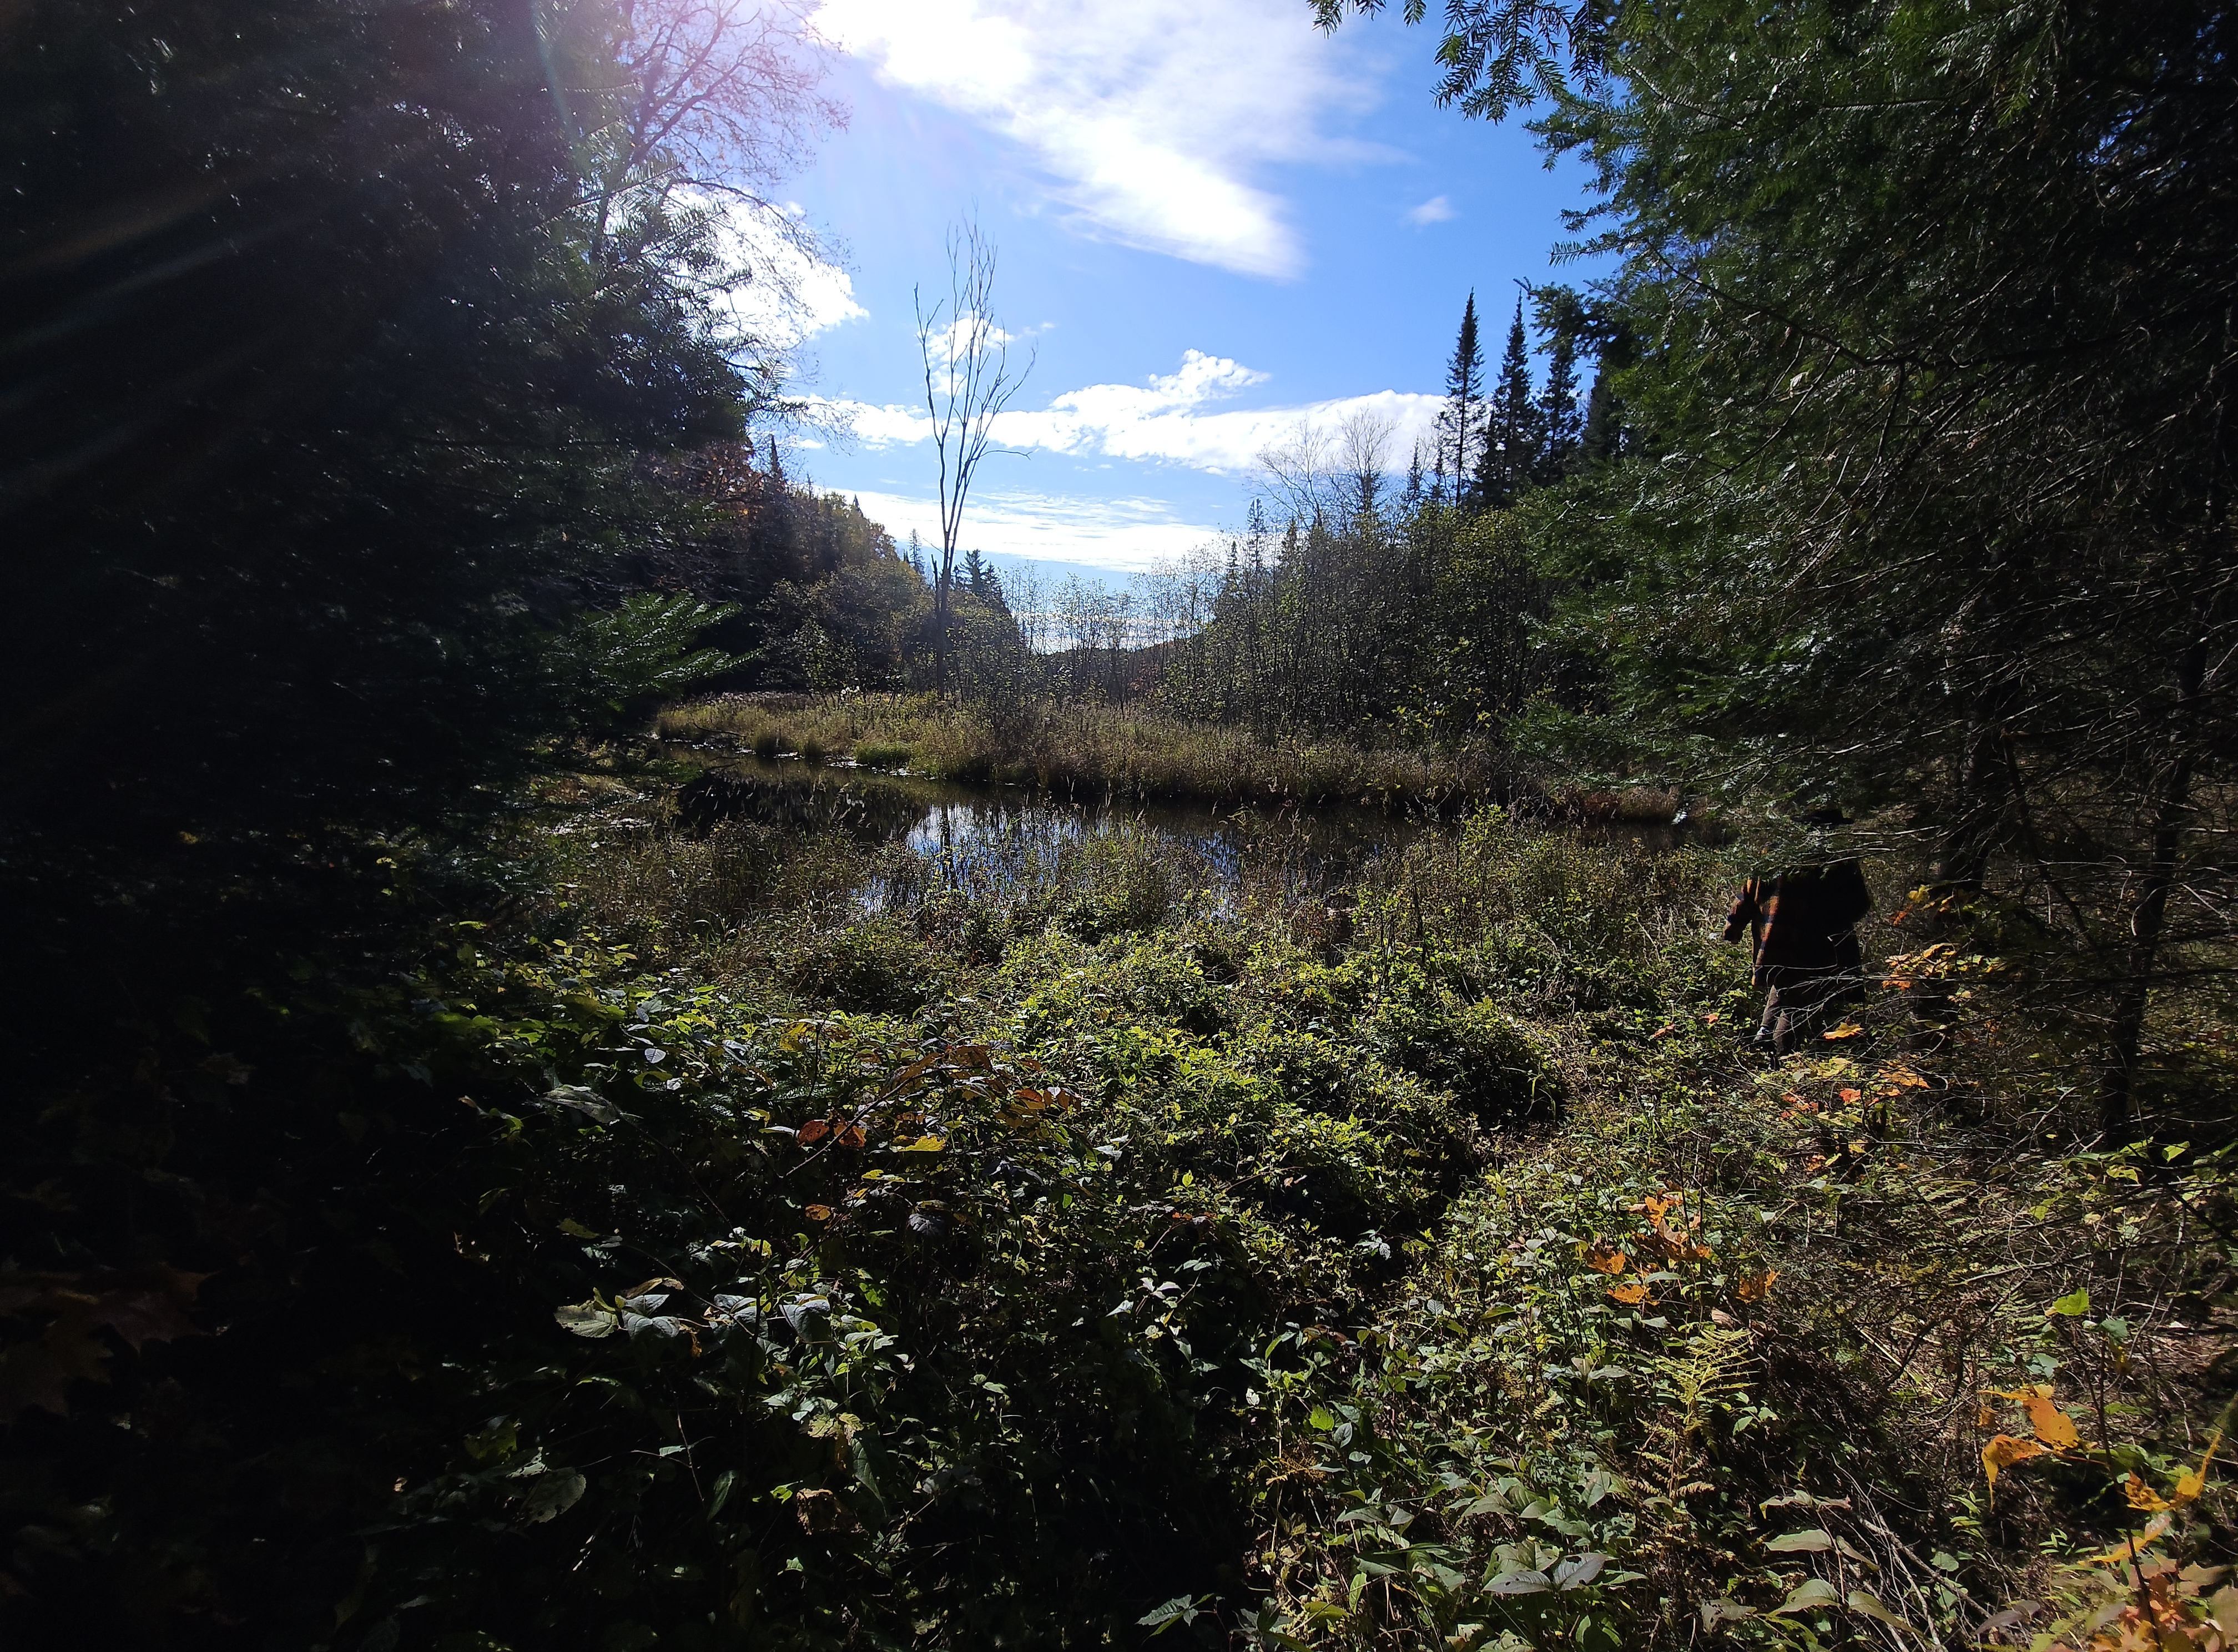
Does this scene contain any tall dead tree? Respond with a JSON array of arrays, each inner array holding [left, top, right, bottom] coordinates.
[[916, 223, 1031, 693]]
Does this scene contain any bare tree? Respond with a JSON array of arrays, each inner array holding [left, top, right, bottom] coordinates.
[[916, 223, 1033, 693], [1337, 406, 1396, 520], [1257, 417, 1341, 526], [538, 0, 840, 249]]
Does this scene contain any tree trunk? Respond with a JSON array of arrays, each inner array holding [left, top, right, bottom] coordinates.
[[2100, 637, 2209, 1136]]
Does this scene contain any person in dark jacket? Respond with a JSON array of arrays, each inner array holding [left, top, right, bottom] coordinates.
[[1723, 853, 1873, 1055]]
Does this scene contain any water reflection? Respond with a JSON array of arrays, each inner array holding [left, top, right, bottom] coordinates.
[[681, 756, 1422, 901]]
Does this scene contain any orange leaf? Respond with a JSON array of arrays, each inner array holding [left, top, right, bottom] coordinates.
[[837, 1124, 867, 1149], [1584, 1242, 1629, 1275], [1735, 1270, 1778, 1302], [1607, 1281, 1651, 1306], [1822, 1021, 1864, 1041], [797, 1119, 830, 1146], [1982, 1433, 2048, 1490], [1703, 1012, 1720, 1024], [804, 1205, 833, 1222], [1838, 1087, 1863, 1104], [2125, 1473, 2173, 1513], [2019, 1393, 2081, 1450]]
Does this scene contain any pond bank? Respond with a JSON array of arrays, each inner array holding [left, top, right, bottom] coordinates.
[[654, 691, 1692, 824]]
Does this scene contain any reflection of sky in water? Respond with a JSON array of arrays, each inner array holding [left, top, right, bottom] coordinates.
[[681, 759, 1415, 917]]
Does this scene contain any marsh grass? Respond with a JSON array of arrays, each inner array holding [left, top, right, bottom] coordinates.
[[658, 692, 1487, 808], [419, 773, 2236, 1650]]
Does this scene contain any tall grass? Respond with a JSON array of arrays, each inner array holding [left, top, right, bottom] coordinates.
[[657, 692, 1489, 809]]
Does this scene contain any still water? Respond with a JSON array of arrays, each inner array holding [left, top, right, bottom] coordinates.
[[674, 756, 1428, 900]]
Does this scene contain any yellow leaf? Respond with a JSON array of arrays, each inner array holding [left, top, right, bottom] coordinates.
[[1822, 1021, 1865, 1041], [898, 1136, 947, 1152], [1735, 1270, 1778, 1302], [1584, 1242, 1629, 1276], [1976, 1401, 1997, 1431], [804, 1204, 833, 1222], [2079, 1511, 2172, 1566], [2019, 1392, 2081, 1450], [1607, 1281, 1651, 1306], [1982, 1433, 2047, 1490], [2125, 1473, 2173, 1513]]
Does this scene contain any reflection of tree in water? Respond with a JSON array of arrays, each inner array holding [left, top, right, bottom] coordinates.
[[677, 760, 1445, 907]]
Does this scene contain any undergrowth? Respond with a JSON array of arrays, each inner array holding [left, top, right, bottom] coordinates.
[[4, 762, 2234, 1651]]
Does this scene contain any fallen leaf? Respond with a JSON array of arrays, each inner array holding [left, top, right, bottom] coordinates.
[[1735, 1270, 1778, 1302], [1838, 1087, 1863, 1104]]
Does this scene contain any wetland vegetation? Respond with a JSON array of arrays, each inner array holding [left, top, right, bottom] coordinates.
[[8, 1, 2238, 1649]]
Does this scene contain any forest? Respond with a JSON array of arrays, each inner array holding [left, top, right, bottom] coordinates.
[[3, 2, 2235, 1650]]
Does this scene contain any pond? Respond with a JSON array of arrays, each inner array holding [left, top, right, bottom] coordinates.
[[673, 755, 1433, 904]]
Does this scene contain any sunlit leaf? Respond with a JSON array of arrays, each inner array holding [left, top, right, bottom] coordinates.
[[2079, 1512, 2171, 1566], [1821, 1023, 1864, 1041], [1735, 1270, 1778, 1302], [2124, 1473, 2173, 1513], [1584, 1242, 1629, 1275], [1982, 1433, 2047, 1490], [1606, 1281, 1650, 1306], [2048, 1288, 2091, 1317], [554, 1300, 617, 1338]]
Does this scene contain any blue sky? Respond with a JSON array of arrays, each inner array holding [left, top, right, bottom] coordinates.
[[754, 0, 1606, 580]]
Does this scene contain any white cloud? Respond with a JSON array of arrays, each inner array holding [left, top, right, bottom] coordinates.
[[1405, 194, 1455, 226], [713, 203, 868, 351], [813, 0, 1382, 278], [844, 486, 1217, 572], [815, 349, 1445, 476]]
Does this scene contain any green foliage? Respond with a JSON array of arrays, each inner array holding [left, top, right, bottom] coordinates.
[[558, 594, 745, 733]]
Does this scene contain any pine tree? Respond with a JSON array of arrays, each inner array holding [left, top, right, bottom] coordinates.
[[1577, 365, 1623, 466], [1537, 325, 1581, 482], [1476, 298, 1539, 509], [1436, 293, 1485, 496]]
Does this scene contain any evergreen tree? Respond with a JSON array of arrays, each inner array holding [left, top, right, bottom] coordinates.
[[1577, 365, 1624, 466], [1536, 324, 1581, 482], [1476, 298, 1540, 508], [1436, 293, 1486, 495]]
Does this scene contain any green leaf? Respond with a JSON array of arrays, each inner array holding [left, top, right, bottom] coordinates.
[[517, 1468, 586, 1523], [1766, 1529, 1833, 1553], [544, 1085, 621, 1126], [1137, 1595, 1200, 1635], [707, 1469, 738, 1519], [555, 1301, 618, 1338], [2048, 1288, 2091, 1317], [1846, 1590, 1918, 1632], [1770, 1578, 1841, 1616]]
